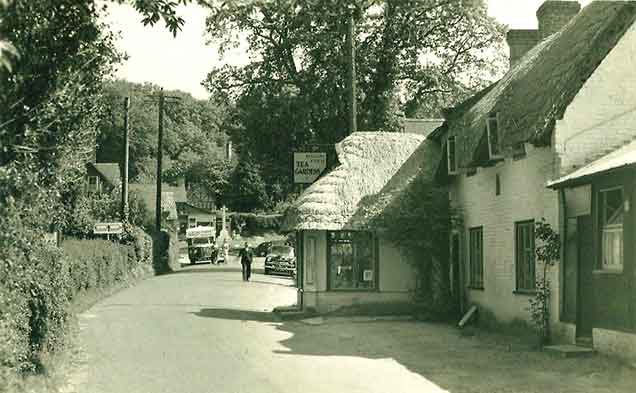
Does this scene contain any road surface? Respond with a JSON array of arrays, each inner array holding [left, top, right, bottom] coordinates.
[[63, 260, 636, 393]]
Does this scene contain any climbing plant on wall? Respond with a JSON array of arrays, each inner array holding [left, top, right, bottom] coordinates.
[[528, 218, 560, 345]]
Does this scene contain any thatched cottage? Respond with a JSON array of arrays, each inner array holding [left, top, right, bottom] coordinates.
[[283, 132, 442, 313], [432, 1, 636, 361]]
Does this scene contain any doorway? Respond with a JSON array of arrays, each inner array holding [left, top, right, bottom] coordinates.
[[450, 232, 462, 313], [576, 215, 595, 339]]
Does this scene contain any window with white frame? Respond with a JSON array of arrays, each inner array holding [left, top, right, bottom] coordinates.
[[599, 187, 624, 272], [447, 136, 457, 175], [486, 112, 502, 160]]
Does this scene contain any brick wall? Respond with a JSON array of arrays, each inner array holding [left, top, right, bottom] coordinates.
[[554, 20, 636, 175], [450, 145, 561, 326]]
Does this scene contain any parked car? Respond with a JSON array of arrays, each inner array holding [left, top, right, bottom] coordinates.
[[264, 245, 296, 277], [255, 241, 272, 257]]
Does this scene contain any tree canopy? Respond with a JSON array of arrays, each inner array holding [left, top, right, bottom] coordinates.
[[203, 0, 506, 199], [97, 80, 232, 202]]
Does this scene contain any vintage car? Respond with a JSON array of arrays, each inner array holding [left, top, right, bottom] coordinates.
[[185, 226, 218, 264], [264, 245, 296, 277]]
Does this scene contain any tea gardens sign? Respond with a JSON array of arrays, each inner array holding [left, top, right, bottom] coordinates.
[[294, 152, 327, 183]]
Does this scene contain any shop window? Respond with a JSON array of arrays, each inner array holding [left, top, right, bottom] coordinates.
[[447, 136, 457, 175], [469, 227, 484, 289], [328, 231, 376, 290], [487, 112, 503, 160], [515, 220, 535, 291], [599, 187, 624, 272]]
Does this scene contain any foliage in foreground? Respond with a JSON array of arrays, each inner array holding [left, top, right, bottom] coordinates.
[[528, 219, 560, 345], [367, 174, 453, 316]]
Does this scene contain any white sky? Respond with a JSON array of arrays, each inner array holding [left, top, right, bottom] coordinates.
[[103, 0, 594, 100]]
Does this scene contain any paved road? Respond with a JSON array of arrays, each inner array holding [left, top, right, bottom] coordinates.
[[64, 258, 636, 393]]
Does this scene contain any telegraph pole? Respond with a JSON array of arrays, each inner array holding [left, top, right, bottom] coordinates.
[[121, 96, 130, 220], [156, 89, 165, 231], [153, 89, 181, 232], [346, 4, 357, 136]]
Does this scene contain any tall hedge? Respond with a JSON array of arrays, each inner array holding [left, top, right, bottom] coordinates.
[[0, 217, 153, 388]]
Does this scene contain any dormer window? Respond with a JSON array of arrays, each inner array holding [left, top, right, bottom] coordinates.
[[487, 112, 503, 160], [447, 136, 457, 175]]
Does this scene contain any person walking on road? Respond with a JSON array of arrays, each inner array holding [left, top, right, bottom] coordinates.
[[239, 242, 253, 281]]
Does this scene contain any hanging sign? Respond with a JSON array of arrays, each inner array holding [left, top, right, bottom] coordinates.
[[294, 152, 327, 183]]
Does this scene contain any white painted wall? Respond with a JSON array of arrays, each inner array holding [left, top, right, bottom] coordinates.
[[450, 145, 561, 324], [301, 231, 416, 313], [554, 20, 636, 175]]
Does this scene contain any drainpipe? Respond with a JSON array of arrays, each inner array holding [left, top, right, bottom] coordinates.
[[558, 187, 567, 325]]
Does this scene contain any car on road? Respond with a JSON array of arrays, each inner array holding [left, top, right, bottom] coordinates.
[[264, 245, 296, 277]]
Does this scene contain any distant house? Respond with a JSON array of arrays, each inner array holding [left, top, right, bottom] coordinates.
[[283, 132, 442, 313], [86, 162, 121, 193], [129, 182, 187, 227], [176, 202, 216, 235], [432, 1, 636, 361]]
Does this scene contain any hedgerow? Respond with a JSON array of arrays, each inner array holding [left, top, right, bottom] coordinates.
[[0, 164, 154, 388]]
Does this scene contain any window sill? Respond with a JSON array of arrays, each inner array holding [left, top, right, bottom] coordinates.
[[467, 286, 484, 291], [513, 289, 537, 296], [592, 269, 623, 275]]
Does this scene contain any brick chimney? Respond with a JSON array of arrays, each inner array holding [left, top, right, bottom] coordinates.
[[506, 29, 539, 67], [536, 1, 581, 40]]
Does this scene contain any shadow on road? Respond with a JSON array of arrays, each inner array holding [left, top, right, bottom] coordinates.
[[172, 266, 266, 275], [191, 308, 280, 322], [190, 304, 636, 393]]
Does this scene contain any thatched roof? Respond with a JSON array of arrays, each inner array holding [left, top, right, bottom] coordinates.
[[282, 132, 437, 232], [129, 183, 186, 221], [445, 1, 636, 169]]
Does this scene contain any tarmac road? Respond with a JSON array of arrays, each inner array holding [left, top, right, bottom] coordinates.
[[62, 258, 636, 393]]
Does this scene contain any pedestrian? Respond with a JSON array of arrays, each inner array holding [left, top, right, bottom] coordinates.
[[239, 242, 253, 281]]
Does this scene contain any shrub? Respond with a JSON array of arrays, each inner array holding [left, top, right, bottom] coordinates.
[[0, 206, 153, 379], [229, 213, 283, 234]]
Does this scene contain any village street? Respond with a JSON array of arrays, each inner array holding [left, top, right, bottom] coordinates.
[[60, 257, 636, 393]]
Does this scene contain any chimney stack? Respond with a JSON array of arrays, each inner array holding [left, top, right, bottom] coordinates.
[[506, 29, 539, 67], [536, 1, 581, 40]]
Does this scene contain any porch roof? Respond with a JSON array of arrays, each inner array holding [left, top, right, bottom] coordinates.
[[548, 139, 636, 188]]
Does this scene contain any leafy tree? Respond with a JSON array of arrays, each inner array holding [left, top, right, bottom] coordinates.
[[97, 80, 232, 206], [203, 0, 506, 199], [227, 157, 270, 212]]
